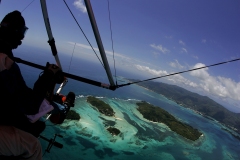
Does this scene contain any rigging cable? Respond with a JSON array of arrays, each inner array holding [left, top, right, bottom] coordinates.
[[107, 0, 118, 85], [68, 42, 76, 73], [62, 0, 104, 68], [117, 58, 240, 88], [21, 0, 36, 12]]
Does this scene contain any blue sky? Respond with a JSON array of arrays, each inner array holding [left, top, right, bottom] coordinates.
[[1, 0, 240, 112]]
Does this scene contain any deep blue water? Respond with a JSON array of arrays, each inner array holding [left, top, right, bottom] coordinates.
[[15, 47, 240, 160]]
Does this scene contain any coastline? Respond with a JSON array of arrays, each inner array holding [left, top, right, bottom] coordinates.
[[133, 82, 240, 140]]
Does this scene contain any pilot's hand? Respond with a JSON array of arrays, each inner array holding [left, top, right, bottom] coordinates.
[[46, 63, 64, 84], [0, 53, 13, 72]]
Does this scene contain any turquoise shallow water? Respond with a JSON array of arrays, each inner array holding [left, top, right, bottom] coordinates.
[[39, 85, 240, 160], [16, 49, 240, 160]]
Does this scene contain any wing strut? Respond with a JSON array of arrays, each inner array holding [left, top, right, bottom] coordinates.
[[40, 0, 67, 94], [84, 0, 115, 87], [40, 0, 116, 90]]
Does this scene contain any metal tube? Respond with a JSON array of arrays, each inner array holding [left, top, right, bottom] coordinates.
[[40, 0, 64, 93], [40, 0, 62, 69], [84, 0, 115, 87], [13, 57, 117, 90]]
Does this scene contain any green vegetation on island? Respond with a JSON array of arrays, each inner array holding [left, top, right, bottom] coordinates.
[[87, 96, 115, 116], [107, 127, 121, 136], [131, 80, 240, 134], [66, 110, 81, 120], [137, 101, 202, 141]]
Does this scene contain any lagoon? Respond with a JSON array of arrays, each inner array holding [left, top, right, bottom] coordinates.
[[16, 48, 240, 160]]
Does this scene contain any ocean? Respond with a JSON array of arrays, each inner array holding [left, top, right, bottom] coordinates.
[[15, 47, 240, 160]]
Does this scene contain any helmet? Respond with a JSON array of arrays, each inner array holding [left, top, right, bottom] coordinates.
[[0, 10, 28, 37], [0, 10, 28, 49]]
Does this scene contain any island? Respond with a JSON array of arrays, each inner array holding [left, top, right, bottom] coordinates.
[[87, 96, 115, 116], [137, 101, 202, 141], [107, 127, 121, 136], [130, 80, 240, 135], [66, 110, 81, 120]]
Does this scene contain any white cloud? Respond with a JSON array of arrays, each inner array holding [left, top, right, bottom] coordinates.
[[190, 63, 240, 101], [135, 65, 197, 87], [179, 40, 185, 46], [192, 55, 199, 59], [135, 62, 240, 109], [202, 39, 206, 43], [73, 0, 87, 13], [68, 41, 131, 60], [217, 77, 240, 101], [190, 63, 209, 80], [150, 44, 170, 54], [135, 65, 168, 77], [168, 74, 198, 88], [67, 42, 240, 107], [73, 42, 95, 50], [67, 41, 153, 68], [181, 48, 188, 53], [165, 36, 173, 39], [169, 60, 185, 69]]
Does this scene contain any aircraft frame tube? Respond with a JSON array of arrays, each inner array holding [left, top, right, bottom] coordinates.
[[13, 57, 116, 90], [40, 0, 62, 69], [84, 0, 115, 87], [40, 0, 66, 94]]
